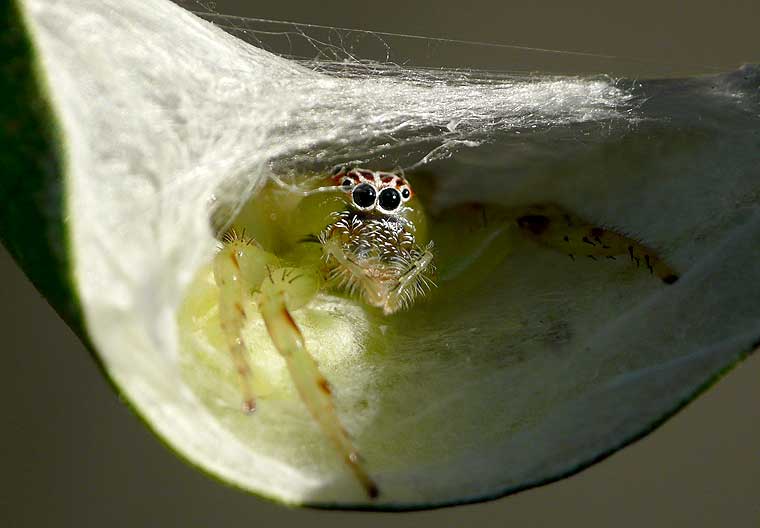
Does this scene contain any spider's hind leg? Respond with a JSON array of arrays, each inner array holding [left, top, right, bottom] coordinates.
[[515, 203, 679, 284]]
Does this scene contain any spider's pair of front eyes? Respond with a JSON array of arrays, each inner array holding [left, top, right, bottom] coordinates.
[[341, 180, 411, 214]]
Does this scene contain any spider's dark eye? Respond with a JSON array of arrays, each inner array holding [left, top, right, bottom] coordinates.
[[378, 188, 402, 212], [401, 188, 411, 200], [352, 183, 377, 209], [341, 178, 353, 188]]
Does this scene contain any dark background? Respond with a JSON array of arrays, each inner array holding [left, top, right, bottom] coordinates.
[[2, 1, 759, 526]]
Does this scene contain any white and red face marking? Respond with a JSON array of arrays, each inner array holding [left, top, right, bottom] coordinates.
[[330, 166, 413, 215]]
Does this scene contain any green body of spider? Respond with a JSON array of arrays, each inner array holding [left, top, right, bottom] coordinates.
[[213, 167, 435, 498]]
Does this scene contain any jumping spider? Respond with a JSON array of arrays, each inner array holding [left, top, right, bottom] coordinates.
[[212, 165, 678, 499]]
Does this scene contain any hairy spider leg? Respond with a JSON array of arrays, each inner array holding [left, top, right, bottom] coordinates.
[[514, 203, 679, 284], [214, 233, 279, 412], [258, 266, 379, 498], [430, 202, 679, 292], [215, 232, 379, 499]]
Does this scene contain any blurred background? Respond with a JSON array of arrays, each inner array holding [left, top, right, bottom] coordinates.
[[1, 0, 758, 526]]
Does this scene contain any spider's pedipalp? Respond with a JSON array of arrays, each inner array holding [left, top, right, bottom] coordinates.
[[318, 210, 436, 314]]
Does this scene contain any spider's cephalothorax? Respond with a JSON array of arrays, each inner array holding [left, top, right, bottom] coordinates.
[[319, 167, 435, 314]]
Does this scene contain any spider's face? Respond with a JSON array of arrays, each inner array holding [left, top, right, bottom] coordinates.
[[331, 166, 413, 216], [319, 166, 434, 314]]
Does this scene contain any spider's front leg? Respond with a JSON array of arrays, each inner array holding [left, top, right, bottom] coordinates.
[[215, 232, 378, 498], [214, 233, 279, 413], [258, 264, 380, 498]]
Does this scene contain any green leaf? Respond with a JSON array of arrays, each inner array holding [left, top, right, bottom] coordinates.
[[2, 0, 758, 510]]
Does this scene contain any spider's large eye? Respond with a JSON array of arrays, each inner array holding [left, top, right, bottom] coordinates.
[[352, 183, 377, 209], [378, 188, 402, 212]]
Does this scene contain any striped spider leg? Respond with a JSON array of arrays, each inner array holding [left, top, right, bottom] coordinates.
[[431, 200, 678, 290], [514, 203, 678, 283], [214, 231, 379, 498]]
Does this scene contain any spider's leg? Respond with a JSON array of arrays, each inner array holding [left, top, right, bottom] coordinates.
[[214, 233, 279, 412], [515, 203, 679, 284], [258, 266, 379, 499]]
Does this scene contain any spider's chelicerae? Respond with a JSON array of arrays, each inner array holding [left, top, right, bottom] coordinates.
[[212, 165, 678, 499]]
